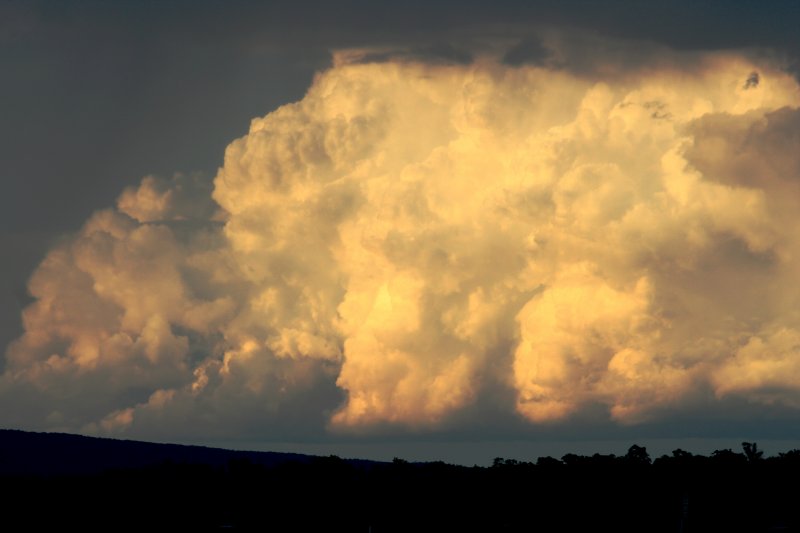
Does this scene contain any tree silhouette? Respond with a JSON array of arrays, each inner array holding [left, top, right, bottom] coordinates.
[[625, 444, 651, 465], [710, 448, 747, 467], [671, 448, 693, 460], [742, 442, 763, 462]]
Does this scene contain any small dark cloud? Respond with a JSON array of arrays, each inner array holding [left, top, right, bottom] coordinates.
[[503, 37, 553, 66], [354, 43, 473, 65], [744, 71, 760, 89], [644, 100, 672, 120], [415, 42, 474, 64]]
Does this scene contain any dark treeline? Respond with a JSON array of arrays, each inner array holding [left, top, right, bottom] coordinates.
[[2, 430, 800, 532]]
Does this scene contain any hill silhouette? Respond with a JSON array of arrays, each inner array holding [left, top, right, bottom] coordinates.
[[3, 429, 800, 531], [0, 428, 354, 476]]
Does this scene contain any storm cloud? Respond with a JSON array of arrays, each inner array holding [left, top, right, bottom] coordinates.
[[4, 41, 800, 443]]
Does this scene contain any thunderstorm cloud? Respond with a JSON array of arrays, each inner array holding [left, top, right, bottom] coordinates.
[[4, 45, 800, 440]]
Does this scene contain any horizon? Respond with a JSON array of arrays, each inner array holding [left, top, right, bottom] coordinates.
[[6, 427, 800, 468]]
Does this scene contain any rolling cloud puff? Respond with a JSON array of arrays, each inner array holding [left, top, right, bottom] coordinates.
[[4, 48, 800, 438]]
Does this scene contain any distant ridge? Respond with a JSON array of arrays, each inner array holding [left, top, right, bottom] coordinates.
[[4, 430, 800, 531], [0, 428, 377, 476]]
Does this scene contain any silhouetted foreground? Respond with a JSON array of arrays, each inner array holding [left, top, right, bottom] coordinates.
[[2, 430, 799, 532]]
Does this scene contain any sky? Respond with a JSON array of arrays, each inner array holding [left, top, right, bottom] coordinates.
[[3, 0, 800, 465]]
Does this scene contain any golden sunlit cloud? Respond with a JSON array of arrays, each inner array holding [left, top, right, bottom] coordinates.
[[4, 46, 800, 437]]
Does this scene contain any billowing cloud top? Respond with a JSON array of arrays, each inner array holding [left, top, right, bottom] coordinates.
[[4, 48, 800, 441]]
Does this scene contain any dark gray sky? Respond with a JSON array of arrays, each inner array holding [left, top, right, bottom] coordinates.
[[3, 0, 800, 463], [3, 0, 799, 358]]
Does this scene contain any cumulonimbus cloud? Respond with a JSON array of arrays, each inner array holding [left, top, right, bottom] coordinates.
[[4, 46, 800, 438]]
